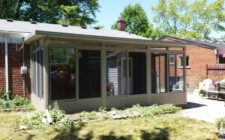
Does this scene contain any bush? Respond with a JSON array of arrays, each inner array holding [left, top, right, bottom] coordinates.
[[0, 94, 34, 110], [216, 117, 225, 130], [199, 89, 206, 96], [25, 112, 44, 128]]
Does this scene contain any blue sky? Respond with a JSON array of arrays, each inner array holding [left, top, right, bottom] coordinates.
[[94, 0, 157, 29], [94, 0, 224, 38]]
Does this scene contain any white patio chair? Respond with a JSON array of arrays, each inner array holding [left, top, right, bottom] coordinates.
[[172, 79, 184, 92]]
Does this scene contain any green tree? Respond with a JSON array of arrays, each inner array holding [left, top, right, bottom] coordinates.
[[0, 0, 17, 19], [112, 4, 155, 39], [0, 0, 100, 26], [152, 0, 225, 39]]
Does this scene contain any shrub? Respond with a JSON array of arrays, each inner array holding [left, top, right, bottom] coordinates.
[[25, 112, 44, 128], [199, 89, 206, 96], [216, 117, 225, 130], [0, 94, 34, 110]]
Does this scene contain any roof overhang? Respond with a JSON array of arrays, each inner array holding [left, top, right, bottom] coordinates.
[[0, 30, 30, 38], [160, 36, 218, 50], [25, 30, 191, 48], [0, 30, 30, 43], [0, 31, 30, 43]]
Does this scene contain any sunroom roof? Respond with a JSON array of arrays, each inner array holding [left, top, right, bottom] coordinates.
[[0, 19, 146, 40], [0, 19, 191, 47]]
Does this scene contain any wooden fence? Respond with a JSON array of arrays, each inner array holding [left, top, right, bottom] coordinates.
[[206, 64, 225, 78]]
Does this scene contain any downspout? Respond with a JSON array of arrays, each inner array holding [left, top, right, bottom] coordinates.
[[5, 36, 9, 93], [22, 38, 26, 98]]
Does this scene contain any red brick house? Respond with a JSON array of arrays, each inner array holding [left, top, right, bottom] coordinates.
[[160, 36, 225, 90], [0, 19, 189, 112]]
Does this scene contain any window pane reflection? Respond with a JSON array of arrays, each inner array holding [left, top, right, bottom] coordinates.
[[50, 48, 76, 100]]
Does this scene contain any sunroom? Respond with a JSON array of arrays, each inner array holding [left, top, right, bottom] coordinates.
[[26, 30, 187, 112]]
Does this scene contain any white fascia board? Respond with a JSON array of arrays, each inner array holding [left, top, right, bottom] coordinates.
[[25, 30, 191, 47], [0, 31, 30, 43], [24, 31, 44, 44], [0, 36, 24, 44]]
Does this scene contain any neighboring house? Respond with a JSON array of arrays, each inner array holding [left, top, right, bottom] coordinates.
[[160, 36, 225, 90], [0, 19, 189, 112]]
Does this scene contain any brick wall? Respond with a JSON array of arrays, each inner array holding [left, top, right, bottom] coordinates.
[[161, 38, 217, 89], [0, 43, 31, 98], [183, 45, 216, 89]]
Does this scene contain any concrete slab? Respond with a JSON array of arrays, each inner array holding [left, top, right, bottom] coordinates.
[[181, 93, 225, 123]]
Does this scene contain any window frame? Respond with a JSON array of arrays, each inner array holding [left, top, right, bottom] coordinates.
[[106, 49, 147, 97], [169, 55, 175, 65], [32, 47, 44, 98], [179, 56, 189, 68]]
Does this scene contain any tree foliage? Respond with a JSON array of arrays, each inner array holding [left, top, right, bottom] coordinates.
[[152, 0, 225, 39], [112, 4, 155, 39], [0, 0, 100, 26]]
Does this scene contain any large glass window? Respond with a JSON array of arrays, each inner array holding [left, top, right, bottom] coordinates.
[[171, 54, 184, 92], [107, 51, 127, 96], [129, 52, 146, 94], [107, 51, 146, 96], [151, 53, 167, 93], [79, 50, 101, 99], [50, 48, 76, 100], [33, 49, 43, 98], [151, 52, 184, 93], [169, 54, 176, 92]]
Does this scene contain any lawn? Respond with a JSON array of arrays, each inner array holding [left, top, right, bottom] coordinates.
[[0, 112, 219, 140]]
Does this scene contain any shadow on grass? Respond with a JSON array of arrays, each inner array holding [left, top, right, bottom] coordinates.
[[99, 127, 170, 140], [99, 131, 132, 140], [25, 133, 35, 140], [24, 123, 92, 140], [140, 127, 170, 140], [52, 123, 93, 140], [24, 123, 171, 140]]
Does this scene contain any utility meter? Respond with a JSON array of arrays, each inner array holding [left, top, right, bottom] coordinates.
[[21, 66, 28, 75]]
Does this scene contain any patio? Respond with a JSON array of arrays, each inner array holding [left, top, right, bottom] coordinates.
[[182, 92, 225, 123]]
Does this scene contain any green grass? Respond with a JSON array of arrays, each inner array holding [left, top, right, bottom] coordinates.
[[0, 112, 219, 140]]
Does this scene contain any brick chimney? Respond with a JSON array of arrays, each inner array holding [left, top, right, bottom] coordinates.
[[117, 17, 126, 31]]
